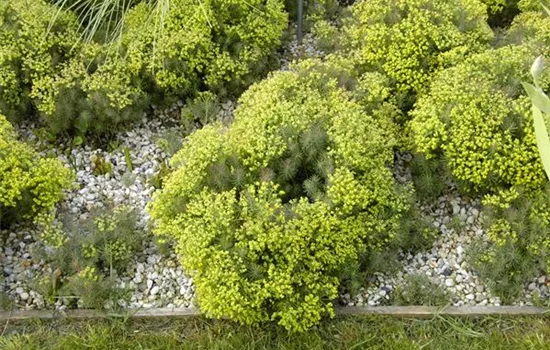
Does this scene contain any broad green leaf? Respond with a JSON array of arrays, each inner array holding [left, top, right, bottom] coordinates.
[[522, 82, 550, 115], [532, 105, 550, 181]]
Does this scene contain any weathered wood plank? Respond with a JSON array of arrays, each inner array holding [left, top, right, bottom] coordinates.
[[335, 306, 550, 317], [0, 306, 547, 323], [0, 307, 201, 322]]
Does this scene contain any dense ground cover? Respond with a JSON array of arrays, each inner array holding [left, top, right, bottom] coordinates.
[[3, 0, 550, 334], [1, 315, 550, 349]]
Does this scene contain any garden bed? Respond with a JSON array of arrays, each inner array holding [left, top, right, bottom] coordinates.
[[2, 0, 550, 333], [2, 100, 548, 312]]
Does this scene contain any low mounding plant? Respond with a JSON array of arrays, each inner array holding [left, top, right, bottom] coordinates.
[[58, 0, 286, 137], [149, 59, 412, 331], [3, 0, 287, 138], [120, 0, 288, 97], [0, 0, 80, 123], [411, 13, 550, 302], [470, 185, 550, 303], [34, 205, 143, 308], [409, 44, 548, 199], [0, 114, 73, 229], [43, 43, 151, 138], [469, 19, 550, 304], [0, 0, 148, 138], [341, 0, 493, 107]]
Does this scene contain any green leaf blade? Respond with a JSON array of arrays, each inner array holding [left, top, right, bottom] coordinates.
[[522, 82, 550, 115], [532, 105, 550, 181]]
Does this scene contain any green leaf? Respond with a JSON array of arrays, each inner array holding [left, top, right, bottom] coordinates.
[[73, 136, 85, 146], [124, 147, 133, 173], [532, 105, 550, 181], [522, 82, 550, 115]]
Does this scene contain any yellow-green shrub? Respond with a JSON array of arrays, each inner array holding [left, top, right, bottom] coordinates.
[[0, 115, 73, 228], [342, 0, 493, 105], [409, 44, 548, 196], [518, 0, 550, 12], [148, 59, 410, 331], [51, 0, 287, 136], [471, 185, 550, 302], [122, 0, 287, 97], [0, 0, 147, 137], [504, 10, 550, 47], [0, 0, 80, 122], [44, 43, 151, 137], [2, 0, 287, 137]]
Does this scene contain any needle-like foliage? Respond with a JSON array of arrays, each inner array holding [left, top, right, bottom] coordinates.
[[149, 59, 411, 331]]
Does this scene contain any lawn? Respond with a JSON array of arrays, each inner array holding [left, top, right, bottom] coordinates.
[[1, 315, 549, 349]]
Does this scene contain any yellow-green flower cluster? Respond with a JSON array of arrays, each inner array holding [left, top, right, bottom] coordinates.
[[122, 0, 287, 95], [342, 0, 493, 98], [148, 60, 410, 331], [0, 114, 74, 228], [0, 0, 80, 122], [2, 0, 287, 137], [410, 44, 546, 196], [77, 266, 100, 282]]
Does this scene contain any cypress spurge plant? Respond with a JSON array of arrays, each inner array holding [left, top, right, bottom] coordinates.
[[149, 59, 412, 332], [33, 205, 144, 308], [342, 0, 493, 109], [28, 0, 287, 138], [410, 44, 548, 199], [0, 115, 74, 230]]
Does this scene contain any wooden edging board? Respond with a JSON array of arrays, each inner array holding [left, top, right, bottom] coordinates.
[[0, 306, 548, 322]]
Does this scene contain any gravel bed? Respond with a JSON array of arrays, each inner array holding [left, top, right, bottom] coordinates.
[[347, 153, 550, 307]]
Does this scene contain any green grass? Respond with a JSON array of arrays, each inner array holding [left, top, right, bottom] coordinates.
[[1, 315, 550, 349]]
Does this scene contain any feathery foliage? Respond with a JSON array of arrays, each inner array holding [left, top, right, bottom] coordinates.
[[341, 0, 493, 109], [148, 59, 411, 331], [3, 0, 287, 138], [470, 185, 550, 303], [0, 0, 81, 123], [49, 0, 140, 43], [409, 43, 549, 199], [33, 205, 143, 308], [392, 274, 450, 306], [0, 115, 73, 230]]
